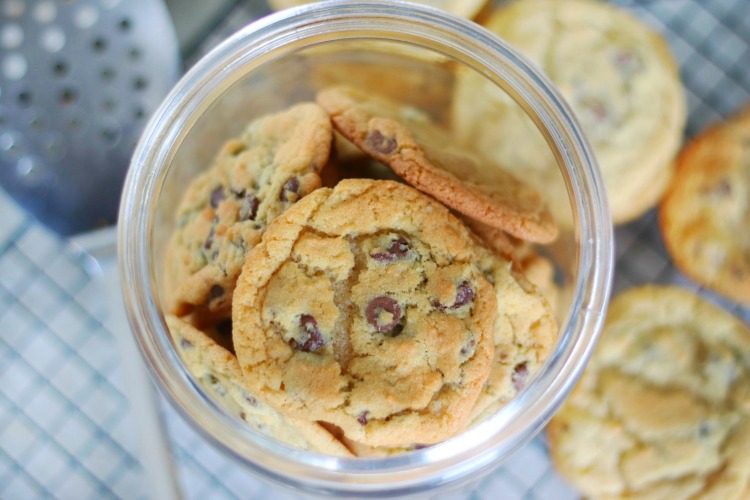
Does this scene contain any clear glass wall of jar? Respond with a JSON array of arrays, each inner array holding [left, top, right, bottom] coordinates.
[[118, 1, 613, 496]]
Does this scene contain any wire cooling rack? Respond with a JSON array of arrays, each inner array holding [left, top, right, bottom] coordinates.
[[0, 191, 145, 499], [1, 0, 749, 499]]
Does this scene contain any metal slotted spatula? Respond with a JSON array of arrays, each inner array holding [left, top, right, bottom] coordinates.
[[0, 2, 183, 499], [0, 0, 180, 235]]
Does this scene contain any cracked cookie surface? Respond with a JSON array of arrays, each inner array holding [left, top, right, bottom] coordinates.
[[232, 179, 497, 447], [317, 86, 557, 243], [660, 106, 750, 305], [164, 103, 332, 316], [453, 0, 685, 225], [166, 315, 352, 456], [548, 286, 750, 499]]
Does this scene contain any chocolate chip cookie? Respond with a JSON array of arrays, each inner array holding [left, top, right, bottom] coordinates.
[[453, 0, 686, 225], [164, 103, 332, 316], [660, 106, 750, 305], [232, 179, 498, 447], [548, 286, 750, 499], [317, 86, 558, 243], [166, 315, 353, 456]]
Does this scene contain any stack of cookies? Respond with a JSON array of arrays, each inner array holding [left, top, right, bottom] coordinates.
[[163, 87, 559, 455]]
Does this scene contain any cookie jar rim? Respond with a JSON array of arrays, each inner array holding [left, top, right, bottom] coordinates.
[[118, 0, 614, 495]]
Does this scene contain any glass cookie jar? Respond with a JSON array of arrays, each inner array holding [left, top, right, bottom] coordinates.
[[119, 1, 613, 496]]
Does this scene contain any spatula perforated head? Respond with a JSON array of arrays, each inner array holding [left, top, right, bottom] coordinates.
[[0, 0, 180, 235]]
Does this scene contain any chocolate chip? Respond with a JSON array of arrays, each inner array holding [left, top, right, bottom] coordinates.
[[280, 177, 300, 203], [239, 411, 246, 421], [207, 374, 220, 385], [698, 421, 711, 438], [290, 314, 325, 353], [460, 338, 476, 357], [204, 223, 216, 250], [731, 264, 745, 279], [581, 98, 608, 123], [366, 296, 404, 336], [453, 282, 474, 308], [240, 390, 259, 407], [432, 281, 475, 310], [239, 192, 259, 221], [366, 130, 397, 155], [208, 285, 224, 301], [210, 186, 225, 208], [370, 236, 410, 262], [715, 179, 732, 196], [413, 444, 430, 450], [216, 319, 232, 338], [614, 50, 642, 74], [357, 411, 369, 425], [179, 337, 193, 349], [512, 363, 529, 392]]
